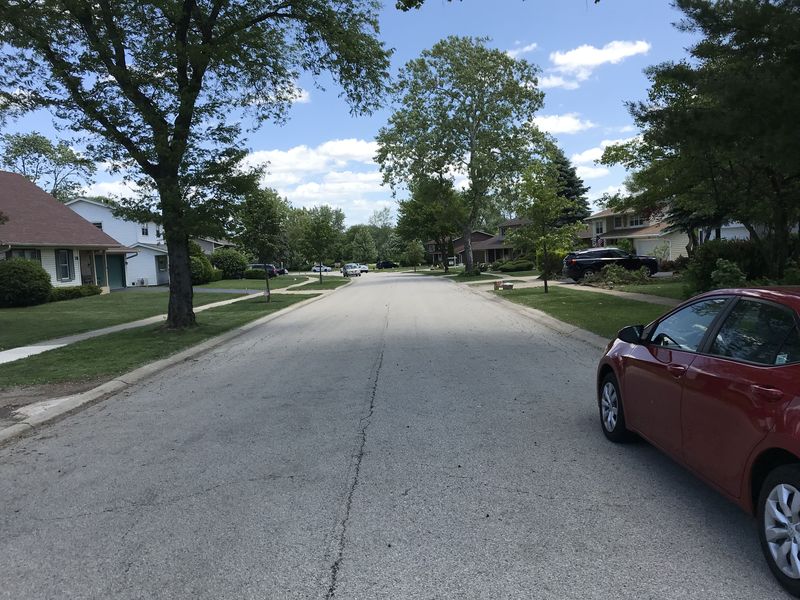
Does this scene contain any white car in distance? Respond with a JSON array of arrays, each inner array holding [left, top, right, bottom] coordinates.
[[311, 264, 332, 272]]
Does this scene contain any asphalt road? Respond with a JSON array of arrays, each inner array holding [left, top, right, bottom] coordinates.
[[0, 272, 789, 599]]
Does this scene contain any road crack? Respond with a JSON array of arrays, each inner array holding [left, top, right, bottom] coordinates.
[[325, 311, 388, 599]]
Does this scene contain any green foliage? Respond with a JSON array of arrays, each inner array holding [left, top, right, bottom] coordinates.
[[583, 264, 650, 287], [497, 259, 534, 272], [782, 263, 800, 285], [615, 239, 635, 254], [190, 255, 214, 285], [551, 146, 590, 225], [350, 228, 378, 263], [684, 239, 766, 294], [601, 0, 800, 276], [49, 285, 102, 302], [0, 258, 53, 307], [710, 258, 746, 289], [299, 205, 345, 270], [376, 36, 546, 272], [244, 269, 266, 280], [235, 188, 289, 266], [210, 268, 224, 282], [536, 252, 565, 279], [0, 132, 96, 202], [402, 240, 426, 268], [210, 247, 249, 279]]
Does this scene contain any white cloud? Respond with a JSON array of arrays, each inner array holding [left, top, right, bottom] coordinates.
[[294, 88, 311, 104], [533, 113, 596, 135], [538, 75, 580, 90], [550, 40, 651, 81], [618, 125, 636, 133], [571, 137, 636, 164], [84, 180, 139, 198], [506, 42, 538, 59], [576, 165, 610, 180]]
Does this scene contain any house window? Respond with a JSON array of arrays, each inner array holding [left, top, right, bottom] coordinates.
[[613, 216, 624, 229], [629, 215, 644, 227], [156, 228, 162, 238], [55, 249, 75, 281], [156, 256, 168, 272], [141, 224, 149, 236], [93, 222, 103, 230], [594, 221, 604, 235], [6, 249, 42, 263]]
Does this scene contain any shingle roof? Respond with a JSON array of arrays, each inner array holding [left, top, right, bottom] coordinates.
[[472, 235, 511, 250], [599, 222, 668, 239], [0, 171, 126, 249]]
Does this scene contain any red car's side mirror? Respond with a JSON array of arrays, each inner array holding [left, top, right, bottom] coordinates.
[[618, 325, 644, 344]]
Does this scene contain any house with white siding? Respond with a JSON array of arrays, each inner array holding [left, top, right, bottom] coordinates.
[[0, 172, 130, 291], [66, 198, 169, 287]]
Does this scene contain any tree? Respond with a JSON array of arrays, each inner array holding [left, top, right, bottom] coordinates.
[[402, 240, 425, 271], [299, 206, 345, 283], [0, 132, 96, 202], [551, 146, 590, 225], [509, 158, 582, 293], [235, 188, 289, 301], [0, 1, 391, 328], [350, 228, 378, 263], [396, 176, 465, 273], [376, 36, 546, 274], [368, 207, 394, 260], [601, 0, 800, 277]]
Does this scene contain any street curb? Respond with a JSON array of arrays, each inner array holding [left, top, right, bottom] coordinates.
[[458, 280, 610, 351], [0, 291, 329, 447]]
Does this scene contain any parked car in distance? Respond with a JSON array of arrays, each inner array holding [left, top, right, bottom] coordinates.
[[249, 263, 277, 278], [596, 287, 800, 596], [563, 247, 658, 281], [276, 266, 289, 275], [311, 264, 332, 272], [376, 260, 398, 269], [359, 264, 369, 273], [342, 263, 361, 277]]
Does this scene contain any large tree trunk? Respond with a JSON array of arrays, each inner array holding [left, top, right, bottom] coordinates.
[[160, 179, 196, 329], [462, 223, 474, 273], [262, 254, 272, 303]]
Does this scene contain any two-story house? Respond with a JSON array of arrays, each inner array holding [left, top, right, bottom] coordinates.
[[582, 209, 691, 260], [66, 198, 169, 287]]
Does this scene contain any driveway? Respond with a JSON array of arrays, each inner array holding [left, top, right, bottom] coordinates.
[[0, 273, 786, 599]]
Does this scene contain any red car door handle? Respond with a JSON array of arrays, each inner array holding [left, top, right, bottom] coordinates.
[[751, 385, 784, 402], [666, 364, 687, 377]]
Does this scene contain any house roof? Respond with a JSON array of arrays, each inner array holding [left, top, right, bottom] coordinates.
[[0, 172, 127, 249], [132, 243, 169, 254], [197, 236, 235, 246], [599, 222, 669, 239], [499, 217, 530, 228], [472, 235, 512, 251], [65, 197, 117, 210]]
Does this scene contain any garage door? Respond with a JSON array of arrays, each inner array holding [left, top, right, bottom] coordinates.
[[634, 238, 664, 256]]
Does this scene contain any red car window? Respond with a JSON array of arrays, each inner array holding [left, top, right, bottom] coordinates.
[[650, 298, 729, 352], [709, 299, 799, 365]]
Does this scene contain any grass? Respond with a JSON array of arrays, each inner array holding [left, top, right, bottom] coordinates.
[[497, 286, 668, 339], [0, 294, 316, 389], [0, 291, 244, 351], [295, 277, 351, 290], [196, 276, 309, 290], [452, 273, 503, 282], [614, 279, 688, 300], [488, 270, 540, 277]]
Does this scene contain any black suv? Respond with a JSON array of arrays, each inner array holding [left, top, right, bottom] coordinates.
[[376, 260, 398, 269], [563, 247, 658, 281]]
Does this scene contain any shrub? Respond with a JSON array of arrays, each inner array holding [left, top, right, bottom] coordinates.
[[49, 285, 102, 302], [497, 259, 534, 272], [616, 239, 635, 254], [244, 268, 265, 279], [0, 258, 53, 307], [659, 259, 676, 272], [190, 254, 214, 284], [673, 255, 690, 272], [536, 252, 564, 279], [710, 258, 746, 288], [684, 239, 766, 294], [583, 264, 650, 287], [782, 262, 800, 285], [210, 247, 248, 279], [210, 268, 224, 282]]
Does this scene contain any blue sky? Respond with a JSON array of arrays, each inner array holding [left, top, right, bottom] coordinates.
[[9, 0, 694, 226]]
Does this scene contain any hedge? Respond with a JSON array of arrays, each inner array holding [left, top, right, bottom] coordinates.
[[49, 285, 102, 303], [0, 259, 53, 307]]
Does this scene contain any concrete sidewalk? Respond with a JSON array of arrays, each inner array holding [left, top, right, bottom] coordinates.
[[0, 292, 261, 365]]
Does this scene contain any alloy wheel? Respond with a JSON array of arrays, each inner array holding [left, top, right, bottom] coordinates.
[[765, 483, 800, 579], [601, 381, 618, 432]]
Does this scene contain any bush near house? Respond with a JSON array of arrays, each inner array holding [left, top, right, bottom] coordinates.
[[684, 239, 766, 294], [497, 259, 535, 272], [210, 247, 249, 279], [49, 285, 102, 302], [583, 264, 651, 287], [0, 259, 53, 307], [244, 269, 266, 279], [190, 254, 214, 285]]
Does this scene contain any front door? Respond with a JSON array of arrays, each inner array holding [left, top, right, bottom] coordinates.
[[623, 297, 731, 458], [107, 255, 126, 289]]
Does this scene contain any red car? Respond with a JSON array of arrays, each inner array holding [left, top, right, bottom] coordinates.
[[597, 287, 800, 595]]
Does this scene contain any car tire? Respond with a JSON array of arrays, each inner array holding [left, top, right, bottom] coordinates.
[[757, 464, 800, 597], [582, 268, 594, 280], [599, 372, 632, 443]]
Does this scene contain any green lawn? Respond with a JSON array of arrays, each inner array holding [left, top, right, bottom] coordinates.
[[488, 270, 540, 277], [196, 276, 309, 290], [614, 279, 688, 300], [297, 278, 351, 290], [0, 291, 244, 351], [0, 294, 316, 389], [497, 286, 668, 339], [452, 273, 503, 282]]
